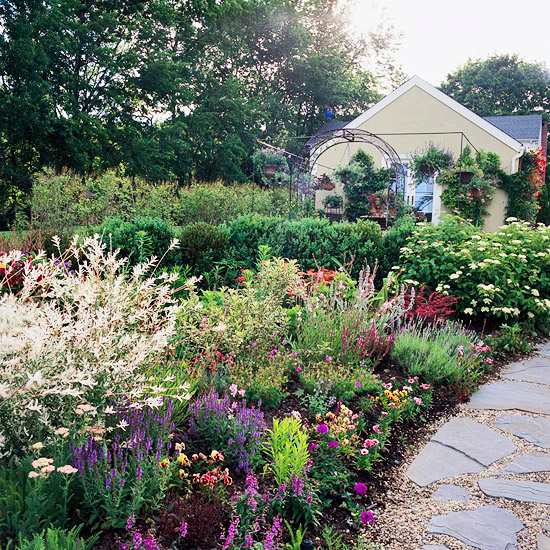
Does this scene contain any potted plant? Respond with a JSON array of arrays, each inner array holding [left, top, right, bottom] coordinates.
[[315, 174, 335, 191], [323, 194, 343, 209], [252, 148, 289, 186], [411, 145, 453, 178], [454, 146, 478, 184]]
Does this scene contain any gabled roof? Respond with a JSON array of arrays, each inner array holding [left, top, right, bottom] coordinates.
[[344, 75, 524, 153], [483, 114, 543, 143], [305, 119, 350, 149]]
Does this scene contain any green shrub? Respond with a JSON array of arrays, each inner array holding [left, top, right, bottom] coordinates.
[[380, 213, 416, 277], [224, 215, 382, 277], [96, 216, 177, 265], [486, 323, 534, 359], [16, 527, 97, 550], [176, 182, 298, 225], [177, 222, 229, 276], [29, 172, 179, 230], [398, 217, 549, 327]]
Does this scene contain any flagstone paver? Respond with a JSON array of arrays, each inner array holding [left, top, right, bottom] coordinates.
[[495, 415, 550, 448], [421, 546, 450, 550], [427, 505, 524, 550], [406, 441, 484, 486], [432, 484, 470, 502], [406, 419, 515, 486], [466, 379, 550, 415], [431, 418, 516, 465], [502, 357, 550, 386], [479, 478, 550, 504], [501, 453, 550, 474], [538, 533, 550, 550]]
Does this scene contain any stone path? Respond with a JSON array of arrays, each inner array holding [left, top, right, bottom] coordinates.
[[372, 341, 550, 550]]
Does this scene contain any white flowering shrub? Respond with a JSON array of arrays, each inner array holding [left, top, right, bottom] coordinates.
[[397, 217, 549, 326], [0, 236, 189, 457]]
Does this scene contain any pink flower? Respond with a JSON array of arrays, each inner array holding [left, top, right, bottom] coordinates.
[[372, 424, 382, 434], [381, 411, 389, 417], [328, 440, 339, 448], [383, 383, 392, 390], [295, 366, 303, 374], [420, 383, 431, 390], [354, 482, 368, 495], [308, 442, 318, 453], [324, 355, 333, 363], [360, 510, 375, 525], [360, 448, 369, 455], [484, 358, 494, 365], [363, 438, 379, 448], [238, 389, 246, 397], [407, 377, 417, 384], [414, 397, 422, 405], [229, 384, 238, 397]]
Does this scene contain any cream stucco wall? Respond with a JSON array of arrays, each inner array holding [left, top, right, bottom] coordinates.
[[313, 85, 522, 230]]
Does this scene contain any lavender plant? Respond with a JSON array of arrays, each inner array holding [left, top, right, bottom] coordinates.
[[188, 391, 266, 473], [70, 401, 175, 529]]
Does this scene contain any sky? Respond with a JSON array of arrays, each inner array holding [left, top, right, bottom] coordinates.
[[348, 0, 550, 86]]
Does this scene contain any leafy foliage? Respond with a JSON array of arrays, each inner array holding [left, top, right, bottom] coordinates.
[[398, 217, 550, 327], [441, 54, 549, 118], [438, 147, 502, 226], [267, 418, 309, 485], [334, 150, 395, 221]]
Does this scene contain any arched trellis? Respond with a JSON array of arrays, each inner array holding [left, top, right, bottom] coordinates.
[[304, 127, 407, 226]]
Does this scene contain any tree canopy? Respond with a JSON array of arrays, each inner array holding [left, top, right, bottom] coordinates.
[[440, 54, 550, 118], [0, 0, 402, 227]]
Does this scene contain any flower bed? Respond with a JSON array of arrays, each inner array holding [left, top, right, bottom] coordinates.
[[0, 237, 498, 549]]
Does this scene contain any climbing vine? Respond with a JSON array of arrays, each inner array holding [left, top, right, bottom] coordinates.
[[500, 147, 547, 222], [438, 147, 502, 226]]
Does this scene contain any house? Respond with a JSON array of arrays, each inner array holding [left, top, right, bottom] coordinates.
[[309, 76, 547, 231]]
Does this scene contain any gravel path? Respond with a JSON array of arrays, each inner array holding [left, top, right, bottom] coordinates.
[[371, 341, 550, 550]]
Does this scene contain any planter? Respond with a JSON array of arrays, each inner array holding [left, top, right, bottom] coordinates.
[[263, 164, 278, 178], [315, 175, 335, 191]]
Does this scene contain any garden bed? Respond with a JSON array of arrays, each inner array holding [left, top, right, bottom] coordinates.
[[0, 215, 547, 550]]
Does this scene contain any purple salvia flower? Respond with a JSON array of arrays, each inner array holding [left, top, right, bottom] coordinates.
[[221, 517, 239, 550], [262, 516, 282, 550]]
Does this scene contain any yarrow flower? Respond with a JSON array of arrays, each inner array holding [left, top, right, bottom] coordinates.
[[316, 423, 329, 434], [328, 440, 339, 448], [354, 482, 368, 496]]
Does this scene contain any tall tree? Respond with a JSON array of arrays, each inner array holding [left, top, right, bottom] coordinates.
[[441, 54, 549, 117]]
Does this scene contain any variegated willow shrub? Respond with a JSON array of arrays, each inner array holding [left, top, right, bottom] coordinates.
[[0, 236, 191, 458], [396, 217, 550, 329]]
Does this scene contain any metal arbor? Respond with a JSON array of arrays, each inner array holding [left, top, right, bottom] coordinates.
[[304, 127, 407, 225]]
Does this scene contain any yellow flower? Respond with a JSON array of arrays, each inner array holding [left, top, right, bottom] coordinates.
[[177, 453, 190, 466], [159, 458, 170, 468]]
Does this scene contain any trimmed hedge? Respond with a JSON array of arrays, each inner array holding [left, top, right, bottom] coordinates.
[[224, 215, 383, 277], [94, 214, 413, 285]]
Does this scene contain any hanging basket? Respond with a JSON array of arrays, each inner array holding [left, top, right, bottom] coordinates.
[[315, 175, 335, 191], [263, 164, 278, 178]]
